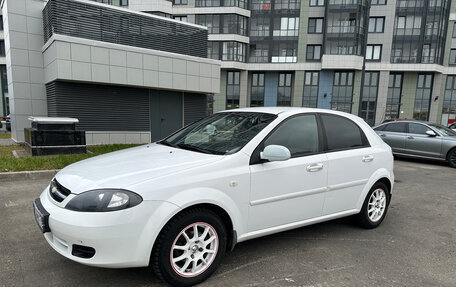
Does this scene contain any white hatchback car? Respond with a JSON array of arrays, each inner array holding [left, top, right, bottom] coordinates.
[[34, 108, 394, 287]]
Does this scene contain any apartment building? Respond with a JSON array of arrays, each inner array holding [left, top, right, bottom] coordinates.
[[110, 0, 456, 127], [1, 0, 220, 143]]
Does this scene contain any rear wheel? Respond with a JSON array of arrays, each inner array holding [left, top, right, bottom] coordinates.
[[447, 149, 456, 168], [151, 209, 227, 287], [356, 182, 390, 229]]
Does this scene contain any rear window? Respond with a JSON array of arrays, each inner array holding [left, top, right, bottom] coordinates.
[[320, 114, 369, 151], [383, 122, 407, 133]]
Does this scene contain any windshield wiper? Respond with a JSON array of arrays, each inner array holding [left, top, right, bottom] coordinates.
[[158, 140, 178, 148], [176, 143, 213, 154]]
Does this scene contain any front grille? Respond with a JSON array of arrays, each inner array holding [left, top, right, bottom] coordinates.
[[49, 179, 71, 202]]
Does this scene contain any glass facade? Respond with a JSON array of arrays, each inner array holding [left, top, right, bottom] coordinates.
[[249, 0, 300, 63], [251, 73, 265, 107], [391, 0, 450, 64], [303, 72, 319, 108], [91, 0, 128, 6], [442, 76, 456, 125], [413, 73, 433, 120], [277, 73, 293, 106], [385, 73, 403, 120], [331, 71, 354, 113], [196, 0, 248, 9], [324, 0, 370, 56], [195, 14, 247, 36], [359, 72, 379, 126], [226, 71, 241, 109]]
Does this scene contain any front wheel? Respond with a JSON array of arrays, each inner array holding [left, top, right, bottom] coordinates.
[[447, 149, 456, 168], [356, 182, 390, 229], [151, 209, 227, 287]]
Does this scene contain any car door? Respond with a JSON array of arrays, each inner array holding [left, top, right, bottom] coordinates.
[[320, 114, 378, 215], [377, 122, 408, 154], [248, 114, 328, 232], [405, 123, 443, 158]]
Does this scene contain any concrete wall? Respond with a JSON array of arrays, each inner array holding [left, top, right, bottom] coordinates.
[[86, 131, 151, 145], [2, 0, 47, 142], [43, 35, 221, 95], [399, 73, 418, 119]]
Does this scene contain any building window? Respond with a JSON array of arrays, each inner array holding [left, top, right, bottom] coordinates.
[[366, 45, 382, 61], [0, 41, 5, 57], [332, 71, 354, 113], [0, 15, 3, 31], [91, 0, 128, 6], [306, 45, 321, 61], [453, 22, 456, 38], [385, 73, 403, 120], [251, 73, 265, 107], [250, 16, 270, 37], [308, 18, 324, 34], [271, 42, 297, 63], [277, 73, 293, 106], [303, 72, 319, 108], [371, 0, 386, 4], [450, 49, 456, 65], [310, 0, 324, 6], [273, 17, 299, 37], [251, 0, 272, 11], [173, 0, 188, 4], [195, 0, 221, 7], [222, 42, 246, 62], [173, 16, 188, 22], [442, 75, 456, 125], [422, 44, 437, 64], [223, 14, 247, 35], [226, 71, 240, 109], [249, 43, 269, 63], [195, 15, 220, 34], [224, 0, 248, 9], [275, 0, 300, 10], [395, 15, 422, 36], [368, 17, 384, 33], [207, 42, 220, 60], [414, 74, 433, 121], [360, 72, 379, 126]]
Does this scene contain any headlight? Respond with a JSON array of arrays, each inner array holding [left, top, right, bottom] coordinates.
[[65, 189, 143, 212]]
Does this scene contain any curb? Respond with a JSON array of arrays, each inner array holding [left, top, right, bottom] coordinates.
[[0, 169, 60, 182]]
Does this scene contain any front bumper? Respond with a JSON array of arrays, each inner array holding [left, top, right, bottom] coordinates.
[[37, 187, 179, 268]]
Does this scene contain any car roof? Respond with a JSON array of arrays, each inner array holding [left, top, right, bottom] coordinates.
[[380, 119, 434, 125], [217, 107, 356, 118]]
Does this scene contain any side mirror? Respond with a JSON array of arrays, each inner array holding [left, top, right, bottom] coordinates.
[[260, 145, 291, 162], [426, 130, 437, 137]]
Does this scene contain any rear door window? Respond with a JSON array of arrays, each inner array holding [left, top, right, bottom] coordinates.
[[383, 122, 407, 133], [320, 114, 369, 151]]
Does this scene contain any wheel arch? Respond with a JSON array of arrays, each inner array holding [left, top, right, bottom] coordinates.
[[356, 168, 394, 210]]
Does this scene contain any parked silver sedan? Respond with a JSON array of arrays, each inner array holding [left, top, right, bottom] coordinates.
[[373, 120, 456, 168]]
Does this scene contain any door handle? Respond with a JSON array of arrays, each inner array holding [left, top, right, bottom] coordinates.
[[362, 155, 374, 162], [408, 136, 414, 139], [379, 134, 386, 137], [306, 163, 324, 172]]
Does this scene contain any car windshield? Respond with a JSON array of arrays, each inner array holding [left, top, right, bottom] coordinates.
[[429, 124, 456, 136], [160, 112, 277, 155]]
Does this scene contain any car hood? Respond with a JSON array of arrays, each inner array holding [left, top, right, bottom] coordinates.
[[54, 143, 223, 194]]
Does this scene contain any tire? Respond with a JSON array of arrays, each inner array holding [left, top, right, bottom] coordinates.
[[356, 182, 390, 229], [151, 208, 227, 287], [447, 148, 456, 168]]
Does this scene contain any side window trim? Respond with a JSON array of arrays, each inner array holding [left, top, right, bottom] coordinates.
[[317, 113, 371, 153], [249, 113, 324, 165]]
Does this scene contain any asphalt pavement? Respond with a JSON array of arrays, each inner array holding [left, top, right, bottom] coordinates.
[[0, 158, 455, 287]]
